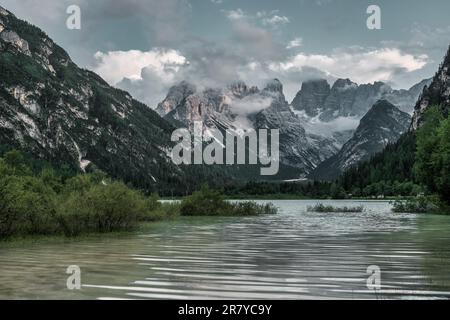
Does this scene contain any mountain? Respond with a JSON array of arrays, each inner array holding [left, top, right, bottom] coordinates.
[[157, 79, 339, 177], [334, 45, 450, 193], [311, 100, 411, 180], [411, 45, 450, 130], [292, 78, 431, 121], [0, 5, 229, 194]]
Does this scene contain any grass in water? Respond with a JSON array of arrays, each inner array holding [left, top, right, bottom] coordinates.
[[390, 196, 449, 214], [180, 185, 278, 217], [307, 203, 365, 213]]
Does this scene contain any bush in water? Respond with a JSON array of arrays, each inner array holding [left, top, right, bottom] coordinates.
[[56, 182, 148, 236], [180, 185, 278, 217]]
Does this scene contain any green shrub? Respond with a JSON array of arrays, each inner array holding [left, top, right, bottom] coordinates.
[[229, 202, 278, 216], [415, 107, 450, 205], [391, 197, 442, 214], [307, 203, 364, 213], [56, 182, 148, 236], [0, 175, 57, 238], [180, 185, 278, 216], [180, 185, 228, 216]]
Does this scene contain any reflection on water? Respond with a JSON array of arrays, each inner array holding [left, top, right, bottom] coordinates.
[[1, 200, 450, 300]]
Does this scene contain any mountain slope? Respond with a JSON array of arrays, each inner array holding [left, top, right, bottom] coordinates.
[[311, 100, 411, 180], [0, 6, 205, 193], [411, 45, 450, 130]]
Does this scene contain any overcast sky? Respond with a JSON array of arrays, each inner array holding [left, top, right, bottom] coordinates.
[[2, 0, 450, 107]]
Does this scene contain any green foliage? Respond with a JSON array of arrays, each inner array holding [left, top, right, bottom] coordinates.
[[339, 133, 418, 192], [56, 182, 148, 236], [180, 185, 228, 216], [0, 174, 57, 238], [307, 204, 364, 213], [180, 185, 278, 216], [224, 180, 334, 199], [0, 150, 169, 239], [415, 107, 450, 205], [0, 150, 278, 239], [391, 196, 442, 214], [230, 202, 278, 216], [334, 104, 450, 207]]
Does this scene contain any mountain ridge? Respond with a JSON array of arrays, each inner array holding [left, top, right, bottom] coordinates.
[[157, 78, 340, 176], [291, 77, 432, 121], [310, 100, 411, 180]]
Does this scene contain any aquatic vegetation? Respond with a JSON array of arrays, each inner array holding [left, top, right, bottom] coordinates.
[[180, 185, 278, 217], [390, 196, 445, 214], [307, 203, 365, 213], [0, 151, 277, 239]]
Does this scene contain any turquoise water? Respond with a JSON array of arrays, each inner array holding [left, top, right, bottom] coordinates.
[[1, 200, 450, 300]]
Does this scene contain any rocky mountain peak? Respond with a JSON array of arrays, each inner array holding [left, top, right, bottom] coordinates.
[[369, 99, 396, 113], [262, 79, 287, 106], [291, 79, 331, 117], [332, 78, 357, 90], [361, 100, 409, 125], [227, 81, 259, 98], [311, 99, 411, 180], [156, 81, 196, 116], [292, 77, 430, 121], [302, 79, 330, 92], [263, 78, 283, 94]]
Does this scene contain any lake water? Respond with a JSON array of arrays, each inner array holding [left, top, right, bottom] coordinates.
[[1, 200, 450, 300]]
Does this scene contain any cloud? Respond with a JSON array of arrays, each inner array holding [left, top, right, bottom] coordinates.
[[224, 8, 290, 28], [287, 38, 303, 49], [270, 47, 428, 85], [92, 49, 188, 85], [223, 8, 247, 21], [229, 95, 273, 116], [260, 14, 290, 28], [313, 0, 335, 6], [228, 95, 274, 129], [91, 49, 188, 107]]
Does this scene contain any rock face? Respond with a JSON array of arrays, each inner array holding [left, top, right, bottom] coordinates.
[[254, 80, 338, 172], [0, 7, 188, 191], [310, 100, 411, 180], [291, 79, 330, 117], [0, 30, 31, 56], [156, 81, 196, 117], [157, 79, 339, 176], [411, 46, 450, 130], [292, 78, 431, 121], [0, 5, 9, 17]]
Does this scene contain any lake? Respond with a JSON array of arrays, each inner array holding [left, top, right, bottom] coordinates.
[[1, 200, 450, 300]]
